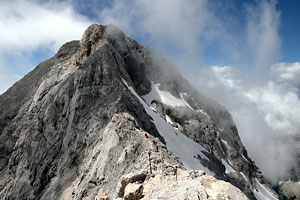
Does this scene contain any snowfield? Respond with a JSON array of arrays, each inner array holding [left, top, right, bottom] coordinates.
[[123, 79, 279, 200], [252, 178, 278, 200], [123, 79, 214, 175], [221, 159, 236, 174], [143, 83, 186, 107]]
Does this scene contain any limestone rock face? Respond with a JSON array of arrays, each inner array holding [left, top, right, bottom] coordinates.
[[123, 183, 143, 200], [139, 169, 247, 200], [116, 169, 247, 200], [0, 24, 278, 200], [279, 180, 300, 199]]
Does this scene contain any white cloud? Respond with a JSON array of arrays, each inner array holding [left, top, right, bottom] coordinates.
[[195, 65, 299, 184], [0, 0, 92, 53], [98, 0, 225, 58], [134, 0, 215, 54], [271, 62, 300, 88], [211, 66, 241, 88], [0, 0, 93, 94], [246, 0, 281, 71], [98, 0, 282, 72], [98, 0, 136, 34]]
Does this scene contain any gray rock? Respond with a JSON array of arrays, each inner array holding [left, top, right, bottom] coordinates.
[[0, 24, 277, 200], [279, 180, 300, 199], [141, 169, 248, 200]]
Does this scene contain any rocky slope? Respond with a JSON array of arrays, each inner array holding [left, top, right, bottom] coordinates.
[[278, 135, 300, 199], [0, 24, 278, 199]]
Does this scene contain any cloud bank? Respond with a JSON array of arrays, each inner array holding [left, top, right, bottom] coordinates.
[[196, 65, 299, 183], [271, 62, 300, 88]]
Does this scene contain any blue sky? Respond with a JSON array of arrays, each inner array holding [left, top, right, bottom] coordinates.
[[278, 0, 300, 63], [0, 0, 299, 92], [0, 0, 300, 183]]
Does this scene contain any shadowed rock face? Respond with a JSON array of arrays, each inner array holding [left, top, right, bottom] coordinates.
[[0, 24, 277, 200]]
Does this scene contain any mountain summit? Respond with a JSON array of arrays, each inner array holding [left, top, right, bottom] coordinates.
[[0, 24, 278, 200]]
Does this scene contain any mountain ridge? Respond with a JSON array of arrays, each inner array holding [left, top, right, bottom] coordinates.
[[0, 24, 278, 200]]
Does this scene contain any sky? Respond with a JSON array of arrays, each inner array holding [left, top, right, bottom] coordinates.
[[0, 0, 299, 184]]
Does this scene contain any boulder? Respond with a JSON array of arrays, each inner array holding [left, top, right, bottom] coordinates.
[[124, 183, 143, 200]]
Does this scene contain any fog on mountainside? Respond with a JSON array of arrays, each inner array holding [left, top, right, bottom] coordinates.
[[96, 0, 300, 185]]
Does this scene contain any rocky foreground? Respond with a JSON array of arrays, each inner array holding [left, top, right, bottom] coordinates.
[[120, 169, 247, 200]]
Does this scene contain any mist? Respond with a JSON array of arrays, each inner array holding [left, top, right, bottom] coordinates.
[[97, 0, 299, 184], [195, 65, 299, 184]]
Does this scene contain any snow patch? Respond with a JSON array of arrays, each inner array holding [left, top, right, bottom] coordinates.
[[143, 83, 186, 107], [122, 79, 215, 175], [252, 178, 278, 200], [221, 159, 236, 174], [221, 139, 228, 146], [196, 108, 208, 115], [240, 172, 248, 183], [241, 154, 248, 161], [143, 83, 209, 116], [180, 93, 194, 110], [150, 105, 157, 112], [165, 115, 173, 124], [143, 83, 161, 105]]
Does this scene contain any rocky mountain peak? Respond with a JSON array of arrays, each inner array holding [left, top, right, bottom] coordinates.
[[80, 24, 109, 59], [0, 24, 279, 200]]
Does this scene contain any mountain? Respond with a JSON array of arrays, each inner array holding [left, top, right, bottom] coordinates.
[[0, 24, 278, 200]]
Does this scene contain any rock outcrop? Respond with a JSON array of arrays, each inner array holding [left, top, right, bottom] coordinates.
[[119, 169, 248, 200], [279, 180, 300, 199], [0, 24, 278, 199]]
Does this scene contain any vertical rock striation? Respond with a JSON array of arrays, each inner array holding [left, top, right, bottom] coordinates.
[[0, 24, 278, 200]]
